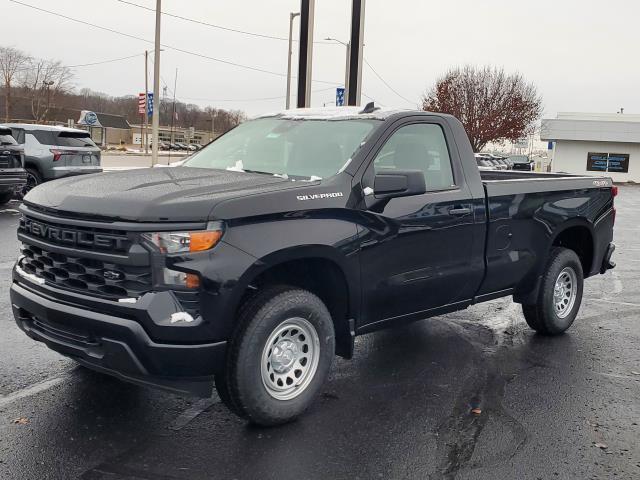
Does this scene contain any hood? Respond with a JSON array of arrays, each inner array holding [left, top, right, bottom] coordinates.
[[23, 167, 299, 222]]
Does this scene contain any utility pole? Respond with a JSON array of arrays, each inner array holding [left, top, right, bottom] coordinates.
[[144, 50, 149, 154], [297, 0, 315, 108], [168, 68, 177, 165], [345, 42, 351, 101], [286, 12, 300, 110], [151, 0, 161, 166], [347, 0, 366, 106], [325, 38, 351, 102]]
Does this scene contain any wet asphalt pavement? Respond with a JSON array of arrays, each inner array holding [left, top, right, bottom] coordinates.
[[0, 187, 639, 480]]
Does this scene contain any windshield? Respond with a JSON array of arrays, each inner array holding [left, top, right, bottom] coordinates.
[[184, 117, 379, 179]]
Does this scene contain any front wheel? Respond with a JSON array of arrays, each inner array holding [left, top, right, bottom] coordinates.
[[216, 286, 335, 426], [522, 247, 584, 335]]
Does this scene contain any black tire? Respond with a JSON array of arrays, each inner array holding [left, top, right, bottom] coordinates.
[[216, 286, 335, 426], [0, 190, 13, 205], [522, 247, 584, 335], [20, 168, 42, 198]]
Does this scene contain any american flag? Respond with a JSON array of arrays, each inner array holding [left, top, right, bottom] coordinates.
[[138, 93, 146, 114]]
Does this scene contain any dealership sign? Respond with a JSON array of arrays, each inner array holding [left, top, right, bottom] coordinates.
[[78, 110, 102, 127]]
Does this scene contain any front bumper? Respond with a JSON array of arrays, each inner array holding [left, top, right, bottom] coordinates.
[[49, 166, 103, 179], [0, 170, 27, 189], [10, 276, 226, 397]]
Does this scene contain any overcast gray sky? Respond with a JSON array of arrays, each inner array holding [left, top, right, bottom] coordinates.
[[2, 0, 639, 117]]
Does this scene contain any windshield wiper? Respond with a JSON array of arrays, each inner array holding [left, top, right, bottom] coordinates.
[[242, 169, 277, 176]]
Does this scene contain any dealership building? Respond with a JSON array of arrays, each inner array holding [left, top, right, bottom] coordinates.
[[541, 112, 640, 182]]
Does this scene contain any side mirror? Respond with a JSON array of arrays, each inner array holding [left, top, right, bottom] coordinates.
[[373, 169, 426, 199]]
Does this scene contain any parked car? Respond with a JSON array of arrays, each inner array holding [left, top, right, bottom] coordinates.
[[474, 154, 493, 171], [0, 126, 26, 205], [509, 154, 534, 171], [12, 106, 616, 426], [187, 144, 198, 152], [2, 124, 102, 195]]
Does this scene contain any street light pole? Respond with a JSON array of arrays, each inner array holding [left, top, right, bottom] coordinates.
[[286, 12, 300, 110], [325, 38, 351, 103], [151, 0, 162, 166]]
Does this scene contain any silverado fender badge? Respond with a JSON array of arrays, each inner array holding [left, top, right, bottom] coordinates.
[[297, 192, 344, 201]]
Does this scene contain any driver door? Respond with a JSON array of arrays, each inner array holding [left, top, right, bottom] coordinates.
[[358, 120, 482, 328]]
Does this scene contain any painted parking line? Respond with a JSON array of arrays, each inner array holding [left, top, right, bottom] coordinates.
[[167, 396, 219, 431], [0, 371, 74, 408], [597, 299, 640, 308]]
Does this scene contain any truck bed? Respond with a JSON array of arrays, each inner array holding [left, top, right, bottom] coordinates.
[[479, 170, 612, 195], [481, 170, 589, 181]]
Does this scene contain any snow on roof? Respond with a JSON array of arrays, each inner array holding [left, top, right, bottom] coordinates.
[[256, 106, 410, 121], [0, 123, 88, 133]]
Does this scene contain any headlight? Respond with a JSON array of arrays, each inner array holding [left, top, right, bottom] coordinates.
[[142, 222, 224, 254]]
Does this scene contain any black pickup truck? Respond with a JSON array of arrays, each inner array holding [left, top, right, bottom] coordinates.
[[11, 106, 616, 426], [0, 126, 26, 205]]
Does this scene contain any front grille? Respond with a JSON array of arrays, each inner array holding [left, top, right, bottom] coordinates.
[[20, 244, 152, 300], [17, 212, 201, 315], [18, 216, 131, 254]]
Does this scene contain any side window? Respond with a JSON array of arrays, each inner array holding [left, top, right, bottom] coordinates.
[[373, 123, 455, 191], [10, 128, 25, 144], [31, 130, 56, 145]]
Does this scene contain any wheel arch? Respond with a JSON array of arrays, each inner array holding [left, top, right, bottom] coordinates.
[[514, 218, 595, 304], [549, 219, 596, 276], [231, 245, 360, 359]]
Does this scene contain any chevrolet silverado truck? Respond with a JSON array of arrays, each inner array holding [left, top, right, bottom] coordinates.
[[11, 105, 616, 426], [0, 126, 26, 205]]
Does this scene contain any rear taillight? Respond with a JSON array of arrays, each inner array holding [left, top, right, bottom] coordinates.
[[50, 149, 79, 162]]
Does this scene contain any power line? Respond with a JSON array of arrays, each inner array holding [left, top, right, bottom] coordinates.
[[8, 0, 340, 85], [363, 58, 415, 107], [9, 0, 388, 108], [181, 87, 337, 104], [68, 53, 145, 68], [115, 0, 333, 44]]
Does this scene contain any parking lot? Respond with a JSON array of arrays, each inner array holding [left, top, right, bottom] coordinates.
[[0, 186, 638, 480]]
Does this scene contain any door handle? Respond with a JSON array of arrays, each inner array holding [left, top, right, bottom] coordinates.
[[449, 206, 472, 216]]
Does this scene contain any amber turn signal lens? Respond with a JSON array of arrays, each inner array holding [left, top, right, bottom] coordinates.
[[185, 273, 200, 289], [189, 231, 223, 252]]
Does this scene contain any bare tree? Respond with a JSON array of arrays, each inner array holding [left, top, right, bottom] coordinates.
[[422, 65, 542, 152], [0, 46, 30, 122], [21, 58, 73, 122]]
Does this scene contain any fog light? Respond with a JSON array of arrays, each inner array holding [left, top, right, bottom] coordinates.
[[163, 268, 200, 288]]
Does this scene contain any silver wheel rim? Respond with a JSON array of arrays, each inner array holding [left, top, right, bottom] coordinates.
[[261, 317, 320, 401], [554, 267, 577, 319]]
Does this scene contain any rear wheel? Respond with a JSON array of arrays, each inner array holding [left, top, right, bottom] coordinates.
[[0, 190, 13, 205], [522, 247, 584, 335], [216, 286, 335, 426]]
